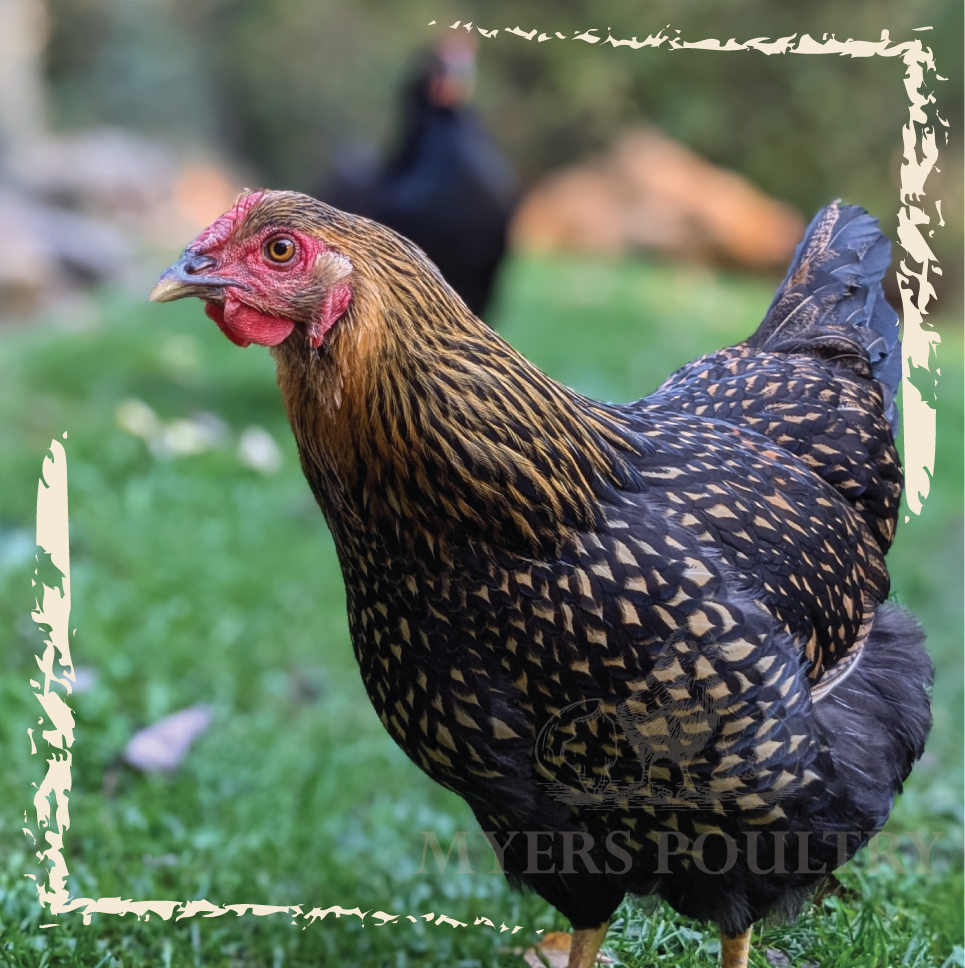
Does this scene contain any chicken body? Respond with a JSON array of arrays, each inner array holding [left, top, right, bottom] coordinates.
[[153, 195, 932, 967]]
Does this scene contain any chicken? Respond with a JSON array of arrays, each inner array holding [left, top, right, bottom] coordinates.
[[151, 193, 932, 968], [323, 35, 517, 320]]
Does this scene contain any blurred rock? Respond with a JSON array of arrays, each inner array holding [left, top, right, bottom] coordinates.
[[511, 127, 805, 271], [0, 126, 245, 319], [13, 127, 246, 248], [0, 185, 130, 314], [123, 703, 213, 773], [36, 203, 131, 280], [13, 127, 173, 220]]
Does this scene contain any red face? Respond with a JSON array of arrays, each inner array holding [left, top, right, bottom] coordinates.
[[150, 192, 353, 349]]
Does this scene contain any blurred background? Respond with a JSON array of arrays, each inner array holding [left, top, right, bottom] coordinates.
[[0, 1, 961, 966]]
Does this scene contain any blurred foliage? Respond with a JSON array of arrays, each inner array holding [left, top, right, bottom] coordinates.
[[43, 0, 962, 279]]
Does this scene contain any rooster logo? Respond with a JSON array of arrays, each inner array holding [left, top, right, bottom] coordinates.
[[536, 630, 801, 807], [534, 697, 622, 803]]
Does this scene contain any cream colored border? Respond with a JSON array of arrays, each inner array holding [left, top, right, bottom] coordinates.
[[27, 440, 528, 934], [26, 22, 944, 936]]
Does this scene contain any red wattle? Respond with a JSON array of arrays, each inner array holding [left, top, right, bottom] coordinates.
[[211, 296, 296, 348], [204, 302, 250, 347]]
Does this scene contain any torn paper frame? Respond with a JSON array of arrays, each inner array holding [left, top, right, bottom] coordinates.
[[25, 23, 945, 936]]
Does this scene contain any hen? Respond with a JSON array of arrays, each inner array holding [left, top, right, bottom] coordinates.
[[324, 35, 517, 320], [152, 192, 932, 968]]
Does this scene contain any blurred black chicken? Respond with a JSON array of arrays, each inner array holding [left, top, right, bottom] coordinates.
[[152, 195, 933, 968], [323, 35, 517, 320]]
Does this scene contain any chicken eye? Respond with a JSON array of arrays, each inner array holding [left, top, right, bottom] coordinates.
[[265, 237, 296, 263]]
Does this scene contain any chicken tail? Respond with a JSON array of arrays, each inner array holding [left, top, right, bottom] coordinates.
[[747, 202, 901, 432], [811, 602, 932, 834]]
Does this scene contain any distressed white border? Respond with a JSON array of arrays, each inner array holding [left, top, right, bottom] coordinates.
[[27, 440, 525, 935], [26, 22, 944, 937]]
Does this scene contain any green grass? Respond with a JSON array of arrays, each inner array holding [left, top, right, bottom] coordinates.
[[0, 254, 961, 966]]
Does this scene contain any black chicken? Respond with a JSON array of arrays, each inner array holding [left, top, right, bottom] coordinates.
[[152, 195, 933, 968], [324, 35, 517, 319]]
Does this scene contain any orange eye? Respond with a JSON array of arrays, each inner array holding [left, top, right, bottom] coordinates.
[[265, 237, 296, 263]]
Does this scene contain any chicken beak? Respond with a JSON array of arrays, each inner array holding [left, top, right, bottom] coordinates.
[[149, 252, 242, 303]]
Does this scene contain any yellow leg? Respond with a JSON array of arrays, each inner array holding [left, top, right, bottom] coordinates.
[[720, 927, 752, 968], [567, 923, 609, 968]]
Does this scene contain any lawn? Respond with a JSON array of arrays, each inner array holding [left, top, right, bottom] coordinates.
[[0, 253, 961, 967]]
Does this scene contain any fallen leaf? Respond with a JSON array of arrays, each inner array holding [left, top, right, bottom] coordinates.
[[123, 704, 213, 772]]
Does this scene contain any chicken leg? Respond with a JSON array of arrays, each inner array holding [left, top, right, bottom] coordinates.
[[567, 924, 608, 968], [720, 927, 752, 968]]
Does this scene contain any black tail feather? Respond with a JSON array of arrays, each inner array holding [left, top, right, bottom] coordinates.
[[812, 603, 933, 834], [749, 202, 902, 432]]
